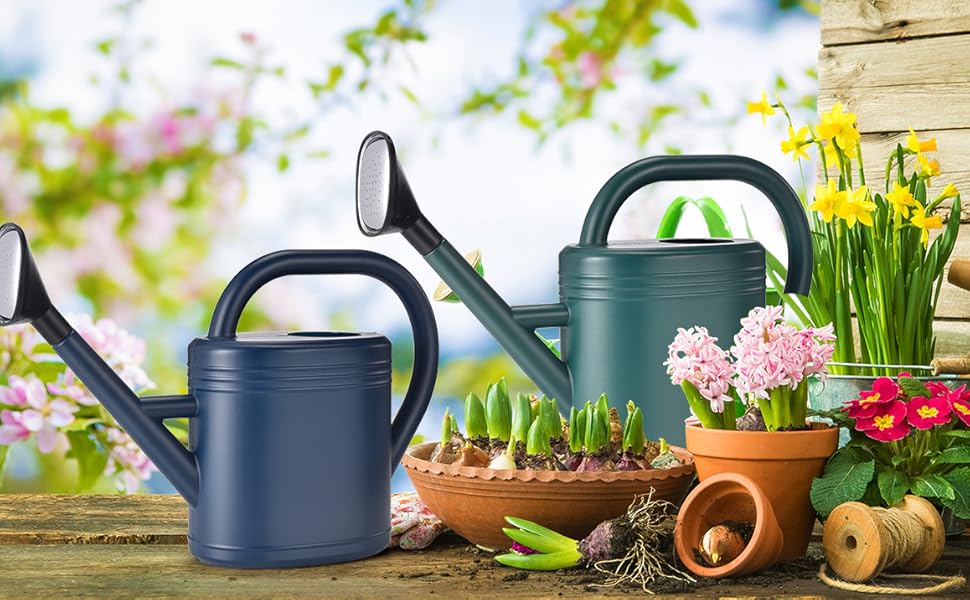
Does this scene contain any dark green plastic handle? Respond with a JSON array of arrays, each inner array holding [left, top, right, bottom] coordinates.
[[579, 155, 813, 295]]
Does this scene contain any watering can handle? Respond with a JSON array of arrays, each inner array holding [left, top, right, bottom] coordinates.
[[208, 250, 439, 472], [579, 155, 813, 295]]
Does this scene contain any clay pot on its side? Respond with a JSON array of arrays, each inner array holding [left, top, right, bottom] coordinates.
[[685, 422, 838, 560], [675, 472, 784, 578]]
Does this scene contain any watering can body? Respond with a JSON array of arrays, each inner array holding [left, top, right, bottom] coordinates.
[[184, 331, 397, 567], [0, 224, 438, 569], [410, 154, 812, 446], [558, 239, 767, 443]]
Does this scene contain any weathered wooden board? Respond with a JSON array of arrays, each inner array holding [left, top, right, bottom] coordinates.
[[821, 0, 970, 45], [0, 494, 186, 545], [818, 85, 970, 134], [819, 34, 970, 90], [0, 494, 917, 599]]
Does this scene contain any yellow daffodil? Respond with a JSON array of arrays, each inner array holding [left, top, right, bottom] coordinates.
[[940, 182, 959, 199], [836, 185, 875, 229], [780, 126, 811, 161], [910, 201, 944, 248], [747, 91, 775, 125], [917, 153, 940, 179], [818, 101, 860, 154], [808, 179, 845, 223], [885, 182, 917, 218], [906, 127, 937, 154]]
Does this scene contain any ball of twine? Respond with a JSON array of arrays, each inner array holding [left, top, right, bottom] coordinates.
[[820, 497, 965, 595]]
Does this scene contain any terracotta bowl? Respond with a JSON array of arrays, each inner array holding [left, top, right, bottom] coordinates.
[[402, 442, 696, 549]]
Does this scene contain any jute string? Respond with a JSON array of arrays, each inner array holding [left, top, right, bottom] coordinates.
[[819, 506, 965, 595]]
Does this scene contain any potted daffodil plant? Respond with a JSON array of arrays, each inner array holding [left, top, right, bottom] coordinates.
[[750, 95, 961, 379]]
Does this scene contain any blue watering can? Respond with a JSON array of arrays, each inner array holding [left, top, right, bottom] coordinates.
[[0, 222, 438, 568]]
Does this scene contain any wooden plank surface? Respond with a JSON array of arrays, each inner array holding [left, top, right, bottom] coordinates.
[[819, 34, 970, 90], [1, 494, 964, 598], [818, 32, 970, 134], [821, 0, 970, 45]]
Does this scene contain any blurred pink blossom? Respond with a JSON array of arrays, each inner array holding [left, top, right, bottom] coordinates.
[[577, 51, 603, 88], [0, 410, 31, 445], [104, 427, 157, 494], [4, 375, 78, 453]]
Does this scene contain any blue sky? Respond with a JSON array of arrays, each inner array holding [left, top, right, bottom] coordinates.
[[1, 0, 819, 354]]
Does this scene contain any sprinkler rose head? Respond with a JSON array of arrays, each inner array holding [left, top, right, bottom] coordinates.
[[0, 223, 69, 342], [355, 131, 442, 255]]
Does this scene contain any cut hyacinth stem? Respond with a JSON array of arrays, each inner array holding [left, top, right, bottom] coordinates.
[[681, 381, 722, 429]]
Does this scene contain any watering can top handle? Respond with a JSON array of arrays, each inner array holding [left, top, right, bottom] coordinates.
[[579, 154, 813, 295], [208, 249, 439, 471]]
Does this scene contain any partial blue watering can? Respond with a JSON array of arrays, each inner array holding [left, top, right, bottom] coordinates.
[[0, 222, 438, 568], [355, 131, 813, 444]]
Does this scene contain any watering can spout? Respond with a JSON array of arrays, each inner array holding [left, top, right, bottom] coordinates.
[[0, 223, 200, 505], [355, 132, 572, 406]]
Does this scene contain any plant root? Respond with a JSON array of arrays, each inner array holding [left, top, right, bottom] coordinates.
[[591, 490, 696, 594]]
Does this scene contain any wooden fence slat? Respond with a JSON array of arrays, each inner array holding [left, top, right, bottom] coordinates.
[[819, 33, 970, 90], [818, 83, 970, 133], [821, 0, 970, 45]]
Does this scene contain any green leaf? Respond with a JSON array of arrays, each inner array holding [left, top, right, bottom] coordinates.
[[502, 527, 574, 554], [898, 376, 930, 399], [210, 57, 245, 70], [665, 0, 698, 27], [0, 445, 8, 487], [944, 430, 970, 439], [911, 474, 955, 500], [61, 418, 104, 433], [66, 432, 109, 492], [934, 445, 970, 464], [398, 85, 419, 105], [276, 154, 290, 173], [95, 38, 116, 56], [517, 110, 542, 131], [810, 452, 874, 515], [941, 467, 970, 519], [877, 469, 910, 506]]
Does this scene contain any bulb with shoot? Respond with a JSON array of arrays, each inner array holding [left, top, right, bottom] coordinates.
[[430, 407, 461, 463], [495, 492, 695, 592]]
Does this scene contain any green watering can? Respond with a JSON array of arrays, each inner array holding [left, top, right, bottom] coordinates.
[[356, 132, 813, 444]]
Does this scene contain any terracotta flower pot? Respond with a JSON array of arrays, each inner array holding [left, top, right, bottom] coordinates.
[[675, 472, 784, 578], [402, 442, 696, 549], [685, 422, 838, 560]]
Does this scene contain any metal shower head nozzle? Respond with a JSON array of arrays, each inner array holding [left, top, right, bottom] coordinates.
[[355, 131, 442, 254], [0, 223, 70, 343]]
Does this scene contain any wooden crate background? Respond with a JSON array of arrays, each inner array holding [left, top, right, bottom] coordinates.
[[819, 0, 970, 356]]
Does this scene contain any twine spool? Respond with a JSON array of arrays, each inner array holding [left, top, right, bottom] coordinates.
[[820, 496, 964, 595]]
